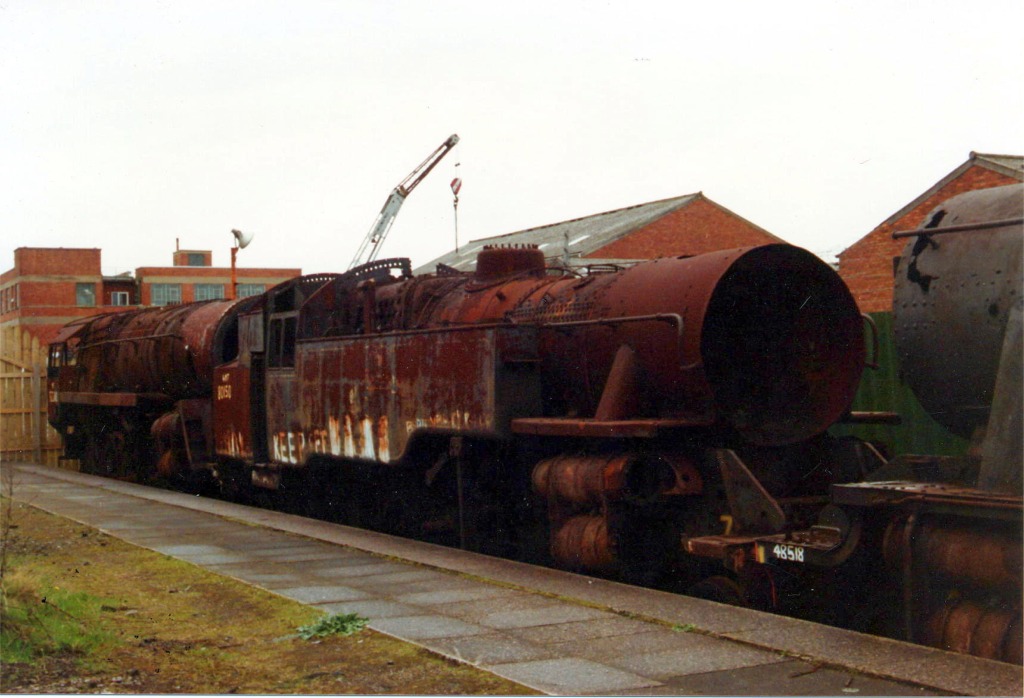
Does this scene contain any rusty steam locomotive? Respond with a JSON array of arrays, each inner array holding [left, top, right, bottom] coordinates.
[[47, 184, 1022, 663]]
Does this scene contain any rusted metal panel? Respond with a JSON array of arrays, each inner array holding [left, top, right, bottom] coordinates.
[[403, 244, 864, 446], [213, 363, 254, 460], [288, 244, 862, 448], [264, 325, 540, 466], [510, 417, 699, 437], [832, 480, 1023, 515], [883, 517, 1022, 590], [922, 599, 1022, 664], [54, 391, 146, 407]]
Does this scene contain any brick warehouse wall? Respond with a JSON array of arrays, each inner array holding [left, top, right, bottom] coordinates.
[[584, 196, 783, 260], [135, 265, 301, 305], [837, 167, 1019, 312], [0, 248, 107, 346]]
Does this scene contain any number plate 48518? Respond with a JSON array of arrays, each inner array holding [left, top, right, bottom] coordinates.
[[770, 543, 805, 563]]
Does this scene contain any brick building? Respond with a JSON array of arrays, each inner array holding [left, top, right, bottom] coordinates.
[[417, 192, 785, 274], [837, 152, 1023, 312], [134, 247, 299, 307], [1, 246, 300, 346]]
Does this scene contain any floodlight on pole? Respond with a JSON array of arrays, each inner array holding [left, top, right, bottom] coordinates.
[[230, 229, 254, 300]]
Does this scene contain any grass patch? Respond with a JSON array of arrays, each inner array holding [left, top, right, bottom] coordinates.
[[0, 499, 537, 694], [0, 568, 116, 665], [298, 612, 369, 639]]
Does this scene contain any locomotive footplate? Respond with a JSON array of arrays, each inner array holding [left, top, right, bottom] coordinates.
[[831, 481, 1023, 521], [511, 417, 700, 438]]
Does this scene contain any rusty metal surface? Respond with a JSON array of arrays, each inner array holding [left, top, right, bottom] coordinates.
[[213, 363, 254, 460], [262, 325, 540, 465], [893, 182, 1024, 439], [255, 243, 862, 464], [53, 391, 169, 407], [510, 417, 699, 437], [378, 244, 864, 447], [683, 534, 761, 560], [832, 480, 1023, 513], [51, 299, 244, 402], [550, 515, 617, 571], [532, 452, 701, 507], [883, 517, 1022, 590], [922, 598, 1023, 664]]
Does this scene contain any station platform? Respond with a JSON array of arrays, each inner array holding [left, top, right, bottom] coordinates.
[[3, 462, 1020, 696]]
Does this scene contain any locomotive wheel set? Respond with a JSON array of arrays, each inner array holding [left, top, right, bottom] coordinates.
[[47, 185, 1023, 664]]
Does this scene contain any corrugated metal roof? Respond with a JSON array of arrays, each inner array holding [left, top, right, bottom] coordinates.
[[415, 193, 700, 274]]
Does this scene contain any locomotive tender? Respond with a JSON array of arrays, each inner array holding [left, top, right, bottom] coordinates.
[[47, 187, 1022, 663]]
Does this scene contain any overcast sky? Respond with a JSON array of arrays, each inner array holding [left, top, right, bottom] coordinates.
[[2, 1, 1021, 277]]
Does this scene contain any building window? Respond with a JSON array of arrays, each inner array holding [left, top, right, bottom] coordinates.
[[151, 283, 182, 306], [110, 291, 130, 306], [195, 284, 225, 301], [187, 253, 206, 266], [76, 283, 96, 307], [236, 283, 265, 298]]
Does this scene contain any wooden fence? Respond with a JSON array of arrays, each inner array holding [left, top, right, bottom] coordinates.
[[1, 326, 64, 467]]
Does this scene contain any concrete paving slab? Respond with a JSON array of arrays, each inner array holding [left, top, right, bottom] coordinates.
[[165, 559, 292, 577], [478, 604, 611, 630], [881, 651, 1022, 697], [342, 569, 446, 586], [343, 579, 447, 597], [394, 585, 509, 606], [425, 632, 560, 665], [273, 584, 374, 604], [315, 599, 425, 619], [370, 614, 492, 640], [492, 657, 661, 695], [549, 629, 696, 659], [598, 637, 787, 680], [240, 550, 342, 563], [307, 561, 409, 579], [115, 530, 215, 542], [506, 616, 669, 645], [302, 558, 399, 576], [609, 659, 948, 696], [178, 551, 255, 565], [215, 540, 307, 552], [232, 572, 310, 587], [222, 538, 309, 550], [149, 544, 227, 556], [422, 591, 561, 622]]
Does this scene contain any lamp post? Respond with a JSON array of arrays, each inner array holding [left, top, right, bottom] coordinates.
[[230, 228, 253, 300]]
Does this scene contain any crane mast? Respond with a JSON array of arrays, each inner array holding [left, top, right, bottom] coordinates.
[[348, 133, 460, 270]]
